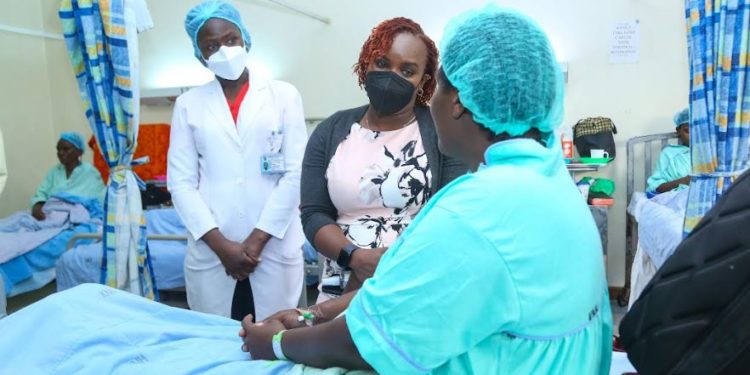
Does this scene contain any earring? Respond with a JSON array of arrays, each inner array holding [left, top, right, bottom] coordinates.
[[418, 88, 424, 96]]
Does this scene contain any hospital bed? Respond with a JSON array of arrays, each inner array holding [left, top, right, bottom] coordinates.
[[57, 207, 189, 293], [59, 208, 323, 308], [0, 220, 99, 298], [618, 132, 678, 307], [0, 282, 635, 374]]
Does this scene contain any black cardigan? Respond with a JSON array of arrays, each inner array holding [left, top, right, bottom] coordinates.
[[300, 104, 468, 243]]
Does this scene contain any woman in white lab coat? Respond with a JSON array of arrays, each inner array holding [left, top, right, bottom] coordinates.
[[168, 0, 306, 321]]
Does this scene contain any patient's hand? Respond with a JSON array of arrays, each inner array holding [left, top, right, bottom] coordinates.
[[240, 314, 285, 360], [32, 203, 46, 221], [677, 176, 691, 185]]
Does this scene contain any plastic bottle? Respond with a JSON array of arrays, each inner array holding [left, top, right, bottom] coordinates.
[[561, 126, 574, 159]]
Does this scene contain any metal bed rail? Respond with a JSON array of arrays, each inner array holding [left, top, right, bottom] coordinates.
[[300, 253, 324, 308], [67, 233, 189, 251]]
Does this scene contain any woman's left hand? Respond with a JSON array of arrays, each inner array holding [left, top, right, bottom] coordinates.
[[240, 315, 286, 360], [242, 229, 272, 272], [242, 243, 263, 272]]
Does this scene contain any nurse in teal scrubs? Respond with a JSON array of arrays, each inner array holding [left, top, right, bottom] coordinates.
[[242, 6, 613, 374]]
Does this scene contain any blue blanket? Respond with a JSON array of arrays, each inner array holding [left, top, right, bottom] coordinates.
[[0, 194, 101, 296], [0, 284, 369, 375], [0, 223, 97, 296]]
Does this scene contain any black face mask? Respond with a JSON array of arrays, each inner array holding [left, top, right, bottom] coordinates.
[[365, 71, 416, 116]]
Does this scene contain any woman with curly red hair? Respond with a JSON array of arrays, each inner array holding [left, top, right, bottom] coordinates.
[[297, 17, 466, 315]]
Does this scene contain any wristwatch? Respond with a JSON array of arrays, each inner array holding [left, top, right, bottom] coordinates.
[[336, 244, 359, 269]]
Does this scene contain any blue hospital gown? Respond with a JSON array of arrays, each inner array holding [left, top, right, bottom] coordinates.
[[346, 139, 613, 374], [30, 162, 105, 207], [646, 145, 690, 193]]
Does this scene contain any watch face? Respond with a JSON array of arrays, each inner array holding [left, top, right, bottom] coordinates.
[[336, 251, 350, 268], [337, 245, 358, 268]]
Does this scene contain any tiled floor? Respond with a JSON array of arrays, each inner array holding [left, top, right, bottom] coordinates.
[[6, 282, 57, 314]]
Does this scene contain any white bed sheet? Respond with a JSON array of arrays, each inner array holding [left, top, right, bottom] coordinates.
[[627, 189, 688, 268]]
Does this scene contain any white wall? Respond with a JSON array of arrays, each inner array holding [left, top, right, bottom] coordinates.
[[41, 0, 92, 153], [0, 0, 58, 216], [1, 0, 690, 287]]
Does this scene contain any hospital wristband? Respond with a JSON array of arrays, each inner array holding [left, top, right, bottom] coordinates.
[[272, 330, 287, 360]]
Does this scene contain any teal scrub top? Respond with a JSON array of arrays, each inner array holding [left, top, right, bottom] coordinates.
[[346, 139, 612, 375], [646, 145, 690, 193], [30, 162, 105, 207]]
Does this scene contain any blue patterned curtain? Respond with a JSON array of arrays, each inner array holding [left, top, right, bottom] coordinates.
[[59, 0, 157, 299], [683, 0, 750, 234]]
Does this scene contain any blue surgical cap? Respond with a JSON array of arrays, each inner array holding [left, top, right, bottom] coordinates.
[[59, 132, 84, 153], [673, 108, 689, 128], [440, 5, 564, 137], [184, 0, 252, 63]]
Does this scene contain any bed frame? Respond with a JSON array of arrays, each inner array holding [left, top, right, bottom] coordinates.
[[617, 132, 678, 306], [66, 233, 190, 294]]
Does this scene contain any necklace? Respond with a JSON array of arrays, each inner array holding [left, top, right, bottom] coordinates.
[[362, 113, 416, 132]]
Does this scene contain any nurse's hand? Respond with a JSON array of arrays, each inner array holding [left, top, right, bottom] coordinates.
[[242, 243, 263, 273], [349, 247, 387, 281], [242, 229, 272, 273], [216, 241, 255, 280]]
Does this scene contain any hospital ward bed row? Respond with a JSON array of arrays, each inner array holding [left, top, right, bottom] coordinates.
[[1, 122, 324, 309], [0, 125, 191, 300], [3, 129, 681, 304]]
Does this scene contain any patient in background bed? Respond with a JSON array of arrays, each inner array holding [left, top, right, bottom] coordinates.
[[628, 110, 692, 308], [0, 132, 104, 300], [646, 108, 691, 194], [29, 132, 105, 220]]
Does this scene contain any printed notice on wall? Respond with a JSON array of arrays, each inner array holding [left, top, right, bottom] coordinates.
[[609, 20, 640, 64]]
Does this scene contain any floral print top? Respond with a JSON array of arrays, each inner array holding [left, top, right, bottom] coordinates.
[[322, 120, 431, 293]]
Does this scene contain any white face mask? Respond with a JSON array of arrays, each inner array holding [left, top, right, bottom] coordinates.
[[206, 45, 248, 80]]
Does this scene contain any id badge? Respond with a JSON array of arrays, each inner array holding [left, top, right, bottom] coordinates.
[[267, 130, 283, 153], [261, 153, 285, 174]]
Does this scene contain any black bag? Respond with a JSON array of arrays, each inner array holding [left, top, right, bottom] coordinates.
[[573, 117, 617, 159], [620, 169, 750, 375], [140, 183, 172, 208]]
